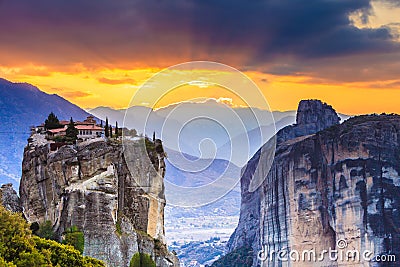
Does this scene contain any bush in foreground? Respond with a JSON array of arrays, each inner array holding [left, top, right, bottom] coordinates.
[[0, 205, 104, 266]]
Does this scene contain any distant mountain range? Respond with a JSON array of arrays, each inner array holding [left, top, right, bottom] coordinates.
[[0, 77, 350, 192], [0, 78, 94, 188], [164, 150, 240, 187], [90, 104, 349, 166], [90, 104, 297, 166]]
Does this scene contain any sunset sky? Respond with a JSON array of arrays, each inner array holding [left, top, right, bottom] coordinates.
[[0, 0, 400, 115]]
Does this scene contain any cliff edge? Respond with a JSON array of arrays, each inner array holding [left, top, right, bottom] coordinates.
[[19, 136, 178, 267], [223, 100, 400, 266]]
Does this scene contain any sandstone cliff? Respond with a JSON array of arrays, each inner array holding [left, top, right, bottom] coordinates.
[[277, 100, 340, 144], [0, 183, 22, 213], [225, 100, 400, 266], [19, 136, 178, 267]]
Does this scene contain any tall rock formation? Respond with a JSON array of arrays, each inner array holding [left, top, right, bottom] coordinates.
[[0, 183, 22, 213], [19, 135, 178, 267], [224, 100, 400, 266], [277, 99, 340, 143]]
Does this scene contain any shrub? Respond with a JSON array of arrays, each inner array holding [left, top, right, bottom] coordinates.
[[130, 253, 141, 267], [211, 246, 253, 267], [62, 225, 85, 253], [36, 220, 56, 240], [0, 205, 105, 267], [0, 206, 38, 263], [115, 219, 122, 235], [34, 236, 104, 266], [0, 206, 47, 266], [0, 256, 16, 266], [52, 135, 66, 143], [129, 252, 156, 267]]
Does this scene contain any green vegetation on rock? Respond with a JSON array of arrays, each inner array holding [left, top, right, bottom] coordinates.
[[115, 218, 122, 236], [62, 225, 85, 253], [144, 137, 155, 151], [35, 220, 56, 240], [105, 117, 109, 138], [211, 246, 253, 267], [45, 112, 62, 130], [0, 205, 104, 266], [66, 117, 79, 142], [129, 252, 156, 267]]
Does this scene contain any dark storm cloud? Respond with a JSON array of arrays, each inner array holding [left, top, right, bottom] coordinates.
[[186, 0, 388, 58], [0, 0, 398, 79]]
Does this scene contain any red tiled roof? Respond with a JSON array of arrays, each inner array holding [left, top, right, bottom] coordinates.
[[76, 125, 103, 131], [75, 121, 96, 126], [48, 128, 66, 134]]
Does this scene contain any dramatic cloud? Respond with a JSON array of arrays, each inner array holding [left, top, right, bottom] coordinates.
[[58, 91, 92, 98], [0, 0, 399, 81], [97, 77, 136, 85]]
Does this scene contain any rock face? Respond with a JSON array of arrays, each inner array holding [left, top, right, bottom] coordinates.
[[19, 136, 178, 267], [277, 99, 340, 143], [227, 100, 400, 266], [0, 183, 22, 213]]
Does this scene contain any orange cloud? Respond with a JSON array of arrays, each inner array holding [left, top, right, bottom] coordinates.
[[58, 91, 92, 98], [1, 64, 400, 115], [97, 77, 136, 85]]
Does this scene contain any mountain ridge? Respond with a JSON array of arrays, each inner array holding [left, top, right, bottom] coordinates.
[[0, 78, 98, 188]]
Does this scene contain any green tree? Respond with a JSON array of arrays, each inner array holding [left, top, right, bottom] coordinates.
[[0, 205, 105, 267], [34, 236, 104, 267], [130, 252, 156, 267], [0, 256, 16, 266], [0, 205, 44, 265], [109, 125, 113, 138], [105, 117, 109, 138], [44, 112, 62, 130], [36, 220, 56, 240], [211, 246, 253, 267], [66, 117, 79, 141], [62, 226, 84, 254], [115, 121, 119, 136]]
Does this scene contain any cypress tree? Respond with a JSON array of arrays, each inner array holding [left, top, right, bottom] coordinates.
[[66, 117, 78, 141], [109, 125, 113, 138], [115, 121, 118, 136], [105, 117, 109, 138], [44, 112, 62, 130]]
